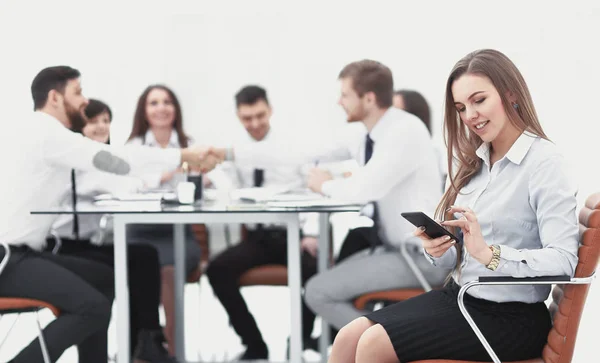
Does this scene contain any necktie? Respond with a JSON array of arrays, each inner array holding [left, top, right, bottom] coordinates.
[[365, 135, 380, 251], [253, 169, 264, 188], [253, 169, 265, 231], [71, 169, 80, 240], [365, 134, 374, 164]]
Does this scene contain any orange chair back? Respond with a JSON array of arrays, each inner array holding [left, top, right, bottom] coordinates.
[[542, 193, 600, 363]]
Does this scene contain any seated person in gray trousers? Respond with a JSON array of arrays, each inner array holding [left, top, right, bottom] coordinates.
[[303, 83, 450, 337], [212, 62, 451, 343], [333, 89, 446, 261]]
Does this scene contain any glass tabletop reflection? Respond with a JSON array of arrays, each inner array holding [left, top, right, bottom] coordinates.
[[31, 198, 362, 215]]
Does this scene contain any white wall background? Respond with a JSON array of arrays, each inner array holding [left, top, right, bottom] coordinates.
[[1, 0, 598, 204], [0, 0, 598, 362]]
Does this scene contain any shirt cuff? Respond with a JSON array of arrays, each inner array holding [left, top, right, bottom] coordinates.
[[321, 180, 335, 197], [232, 144, 252, 165], [423, 247, 457, 268], [499, 245, 525, 262], [423, 249, 442, 266], [498, 244, 532, 268], [142, 174, 162, 190], [226, 147, 234, 161]]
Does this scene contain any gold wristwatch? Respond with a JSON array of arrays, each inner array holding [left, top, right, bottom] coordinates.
[[486, 244, 501, 271]]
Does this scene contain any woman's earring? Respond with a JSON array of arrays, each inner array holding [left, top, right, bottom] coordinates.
[[512, 102, 519, 109]]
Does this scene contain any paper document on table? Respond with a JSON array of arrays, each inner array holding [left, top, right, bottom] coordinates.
[[269, 191, 324, 202], [94, 192, 176, 202], [266, 198, 361, 208], [230, 186, 294, 202]]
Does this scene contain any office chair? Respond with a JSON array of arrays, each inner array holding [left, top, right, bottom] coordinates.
[[0, 233, 63, 363], [412, 192, 600, 363], [361, 192, 600, 363]]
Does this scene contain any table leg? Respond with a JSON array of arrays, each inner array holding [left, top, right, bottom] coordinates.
[[113, 216, 131, 363], [318, 212, 331, 361], [286, 215, 302, 363], [174, 224, 186, 361]]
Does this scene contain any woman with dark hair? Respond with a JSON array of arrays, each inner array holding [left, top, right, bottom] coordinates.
[[79, 98, 112, 141], [126, 85, 202, 355], [393, 89, 447, 188], [393, 89, 431, 135], [329, 49, 578, 363], [52, 98, 177, 362], [129, 85, 189, 149]]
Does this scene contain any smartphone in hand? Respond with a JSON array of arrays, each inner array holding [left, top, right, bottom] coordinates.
[[401, 212, 462, 244]]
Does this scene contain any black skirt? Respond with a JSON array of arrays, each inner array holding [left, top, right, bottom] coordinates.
[[365, 281, 551, 362]]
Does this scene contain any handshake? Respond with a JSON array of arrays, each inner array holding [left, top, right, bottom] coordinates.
[[180, 146, 229, 173]]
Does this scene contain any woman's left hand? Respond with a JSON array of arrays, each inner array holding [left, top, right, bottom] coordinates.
[[441, 206, 493, 266]]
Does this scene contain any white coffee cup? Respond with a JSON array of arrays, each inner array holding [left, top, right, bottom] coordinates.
[[177, 182, 196, 204]]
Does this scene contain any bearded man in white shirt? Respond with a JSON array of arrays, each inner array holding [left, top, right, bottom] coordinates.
[[0, 66, 217, 363]]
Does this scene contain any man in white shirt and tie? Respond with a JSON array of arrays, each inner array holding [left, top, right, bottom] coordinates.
[[205, 85, 320, 360], [0, 66, 217, 363], [211, 60, 449, 342]]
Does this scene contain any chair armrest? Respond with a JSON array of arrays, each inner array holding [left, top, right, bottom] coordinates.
[[98, 214, 112, 230], [457, 272, 596, 363], [48, 230, 62, 254], [478, 275, 570, 283], [396, 233, 432, 292], [476, 274, 595, 285], [0, 241, 10, 276], [93, 214, 113, 245]]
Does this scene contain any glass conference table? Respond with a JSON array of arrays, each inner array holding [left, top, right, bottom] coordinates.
[[32, 197, 360, 363]]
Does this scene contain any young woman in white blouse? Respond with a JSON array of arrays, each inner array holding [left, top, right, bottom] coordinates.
[[126, 85, 202, 354], [328, 49, 579, 362]]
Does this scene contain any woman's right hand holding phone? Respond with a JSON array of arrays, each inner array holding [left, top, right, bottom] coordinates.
[[414, 227, 456, 257]]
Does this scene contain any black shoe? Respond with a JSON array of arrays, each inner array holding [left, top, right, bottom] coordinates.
[[238, 343, 269, 361], [133, 329, 178, 363], [286, 336, 319, 358]]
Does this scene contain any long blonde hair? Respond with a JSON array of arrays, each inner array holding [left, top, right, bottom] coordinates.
[[437, 49, 549, 277]]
